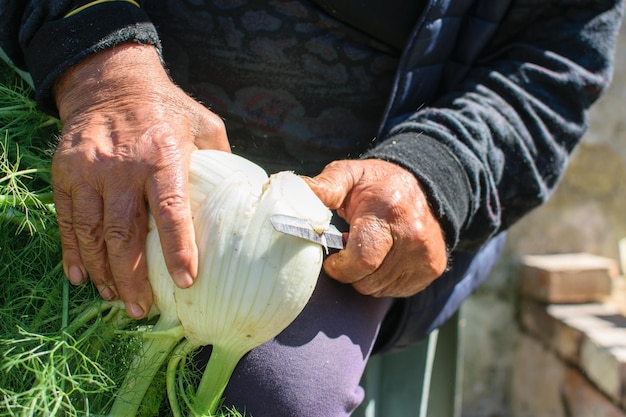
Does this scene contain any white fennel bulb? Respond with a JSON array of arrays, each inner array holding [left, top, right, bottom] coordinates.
[[187, 149, 267, 214], [152, 150, 331, 417], [177, 170, 329, 350]]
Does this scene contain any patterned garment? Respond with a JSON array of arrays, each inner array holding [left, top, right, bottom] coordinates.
[[143, 0, 401, 175]]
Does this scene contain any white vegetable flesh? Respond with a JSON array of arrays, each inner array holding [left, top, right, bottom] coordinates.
[[148, 150, 331, 416]]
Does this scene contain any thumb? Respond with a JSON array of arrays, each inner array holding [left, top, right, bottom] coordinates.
[[303, 161, 360, 210]]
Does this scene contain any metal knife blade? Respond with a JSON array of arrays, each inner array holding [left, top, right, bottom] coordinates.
[[269, 214, 344, 250]]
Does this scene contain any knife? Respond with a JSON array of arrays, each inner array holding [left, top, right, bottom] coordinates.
[[269, 214, 345, 250]]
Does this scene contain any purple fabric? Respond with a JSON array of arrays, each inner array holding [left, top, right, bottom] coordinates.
[[196, 272, 394, 417]]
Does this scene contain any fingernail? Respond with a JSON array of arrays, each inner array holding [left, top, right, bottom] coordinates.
[[68, 265, 84, 285], [100, 287, 115, 301], [173, 269, 194, 288], [126, 303, 145, 319]]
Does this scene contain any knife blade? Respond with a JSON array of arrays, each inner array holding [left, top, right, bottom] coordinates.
[[269, 214, 345, 250]]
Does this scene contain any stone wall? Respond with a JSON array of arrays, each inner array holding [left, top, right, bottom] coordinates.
[[460, 17, 626, 417]]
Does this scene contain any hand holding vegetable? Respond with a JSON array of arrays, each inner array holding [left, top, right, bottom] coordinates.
[[52, 43, 230, 319], [305, 159, 448, 297]]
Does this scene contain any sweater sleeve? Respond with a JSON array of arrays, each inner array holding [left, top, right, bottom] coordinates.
[[0, 0, 160, 115], [364, 0, 624, 251]]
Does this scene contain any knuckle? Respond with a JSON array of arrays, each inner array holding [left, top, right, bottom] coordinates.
[[195, 111, 229, 151], [431, 256, 449, 277], [112, 275, 135, 292], [324, 159, 348, 171], [165, 244, 195, 266], [356, 256, 382, 274], [104, 224, 135, 254], [154, 195, 188, 224], [143, 124, 180, 156], [56, 215, 76, 235], [205, 112, 226, 135], [73, 220, 103, 244], [352, 277, 381, 297], [353, 281, 377, 296]]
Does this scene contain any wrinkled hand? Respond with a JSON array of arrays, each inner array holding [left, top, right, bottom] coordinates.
[[53, 43, 230, 318], [305, 159, 448, 297]]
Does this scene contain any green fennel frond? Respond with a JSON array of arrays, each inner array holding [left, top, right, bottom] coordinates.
[[0, 62, 58, 237], [0, 328, 115, 417]]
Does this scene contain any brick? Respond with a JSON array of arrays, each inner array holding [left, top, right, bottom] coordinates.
[[520, 253, 617, 303], [518, 299, 626, 406], [512, 333, 626, 417], [581, 336, 625, 404], [562, 367, 626, 417], [547, 302, 626, 406], [519, 299, 583, 364]]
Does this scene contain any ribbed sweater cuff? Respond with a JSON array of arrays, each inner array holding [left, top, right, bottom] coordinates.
[[23, 2, 160, 115], [363, 133, 472, 249]]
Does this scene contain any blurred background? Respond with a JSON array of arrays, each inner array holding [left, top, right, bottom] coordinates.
[[460, 18, 626, 417]]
